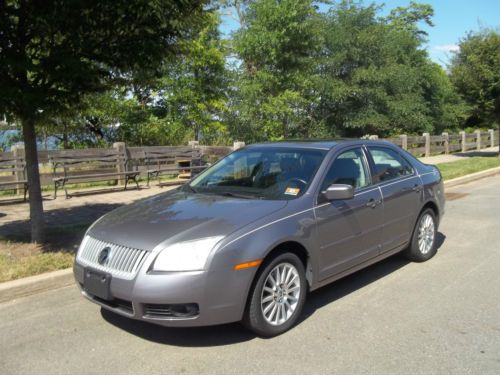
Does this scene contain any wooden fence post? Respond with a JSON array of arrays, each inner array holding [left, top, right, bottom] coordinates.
[[12, 144, 25, 195], [113, 142, 126, 186], [488, 129, 495, 148], [400, 134, 407, 150], [422, 133, 430, 157], [459, 131, 466, 152], [233, 141, 245, 150], [475, 130, 481, 150], [442, 132, 449, 154]]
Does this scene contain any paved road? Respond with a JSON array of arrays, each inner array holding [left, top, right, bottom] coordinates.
[[1, 176, 499, 374]]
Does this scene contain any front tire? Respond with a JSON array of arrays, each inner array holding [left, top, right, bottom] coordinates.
[[243, 253, 307, 337], [404, 208, 438, 262]]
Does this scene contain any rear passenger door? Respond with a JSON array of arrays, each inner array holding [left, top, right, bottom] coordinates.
[[366, 146, 422, 253], [314, 147, 383, 281]]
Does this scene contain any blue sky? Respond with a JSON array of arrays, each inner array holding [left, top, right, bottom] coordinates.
[[220, 0, 500, 68], [382, 0, 500, 66]]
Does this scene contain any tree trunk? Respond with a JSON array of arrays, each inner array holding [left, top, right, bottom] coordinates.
[[21, 116, 45, 243], [283, 118, 288, 139], [63, 122, 68, 149]]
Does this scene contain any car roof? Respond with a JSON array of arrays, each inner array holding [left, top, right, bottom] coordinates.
[[246, 139, 393, 151]]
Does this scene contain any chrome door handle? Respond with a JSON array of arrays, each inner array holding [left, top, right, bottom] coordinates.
[[412, 185, 422, 193]]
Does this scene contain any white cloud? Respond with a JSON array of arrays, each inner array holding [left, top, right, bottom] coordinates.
[[433, 44, 460, 53]]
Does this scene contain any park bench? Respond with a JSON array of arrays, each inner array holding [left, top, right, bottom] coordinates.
[[144, 147, 207, 186], [0, 155, 28, 201], [49, 150, 140, 198]]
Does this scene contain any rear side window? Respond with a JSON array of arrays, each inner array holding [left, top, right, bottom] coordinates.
[[368, 147, 414, 183]]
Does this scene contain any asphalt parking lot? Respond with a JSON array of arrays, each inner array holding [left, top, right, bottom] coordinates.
[[1, 175, 499, 374]]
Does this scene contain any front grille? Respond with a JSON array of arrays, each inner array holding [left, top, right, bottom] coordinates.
[[144, 303, 199, 319], [77, 236, 150, 279]]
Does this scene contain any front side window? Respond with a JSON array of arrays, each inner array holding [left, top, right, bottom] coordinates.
[[320, 148, 370, 192], [189, 147, 326, 200], [368, 147, 414, 183]]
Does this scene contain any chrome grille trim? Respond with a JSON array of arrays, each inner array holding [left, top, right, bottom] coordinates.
[[77, 236, 150, 279]]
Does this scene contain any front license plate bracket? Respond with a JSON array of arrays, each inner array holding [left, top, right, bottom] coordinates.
[[83, 268, 112, 300]]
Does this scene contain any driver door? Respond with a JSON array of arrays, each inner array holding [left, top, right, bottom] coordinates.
[[314, 147, 383, 281]]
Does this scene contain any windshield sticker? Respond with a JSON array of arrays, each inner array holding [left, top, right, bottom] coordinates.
[[285, 187, 300, 196]]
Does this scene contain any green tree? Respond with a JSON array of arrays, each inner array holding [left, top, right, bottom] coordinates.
[[227, 0, 465, 141], [449, 29, 500, 128], [0, 0, 207, 242], [158, 11, 228, 143], [315, 1, 465, 137], [231, 0, 322, 141]]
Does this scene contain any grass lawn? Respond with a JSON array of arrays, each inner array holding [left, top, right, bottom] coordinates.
[[437, 156, 500, 180], [0, 223, 88, 283], [0, 242, 74, 283]]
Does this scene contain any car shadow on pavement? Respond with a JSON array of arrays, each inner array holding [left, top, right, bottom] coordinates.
[[100, 309, 256, 346], [101, 232, 446, 347], [301, 231, 446, 323]]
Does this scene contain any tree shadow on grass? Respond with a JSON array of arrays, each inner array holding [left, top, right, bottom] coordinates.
[[0, 203, 122, 251], [100, 232, 446, 347]]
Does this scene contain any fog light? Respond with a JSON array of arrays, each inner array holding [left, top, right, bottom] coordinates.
[[170, 303, 199, 317], [144, 303, 199, 318]]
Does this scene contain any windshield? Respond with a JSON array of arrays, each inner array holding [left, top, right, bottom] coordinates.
[[188, 147, 326, 200]]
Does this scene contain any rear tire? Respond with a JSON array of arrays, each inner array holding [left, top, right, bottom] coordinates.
[[404, 208, 438, 262], [243, 253, 307, 337]]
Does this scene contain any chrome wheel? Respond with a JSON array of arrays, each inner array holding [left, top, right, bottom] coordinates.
[[418, 213, 435, 254], [260, 262, 301, 326]]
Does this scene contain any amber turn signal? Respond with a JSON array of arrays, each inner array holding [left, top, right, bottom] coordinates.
[[234, 259, 263, 270]]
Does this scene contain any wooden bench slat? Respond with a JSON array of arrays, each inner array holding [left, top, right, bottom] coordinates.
[[0, 168, 25, 173], [0, 155, 28, 200], [49, 151, 140, 198], [53, 171, 139, 181], [143, 148, 205, 186], [147, 165, 206, 173], [0, 180, 28, 186]]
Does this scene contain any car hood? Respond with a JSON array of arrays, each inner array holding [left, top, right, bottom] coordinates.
[[88, 189, 287, 251]]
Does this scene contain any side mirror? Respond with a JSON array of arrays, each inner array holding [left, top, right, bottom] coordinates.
[[322, 184, 354, 201]]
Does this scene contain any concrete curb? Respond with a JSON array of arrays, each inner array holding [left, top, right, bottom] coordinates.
[[1, 166, 499, 303], [443, 166, 500, 188], [0, 268, 74, 303]]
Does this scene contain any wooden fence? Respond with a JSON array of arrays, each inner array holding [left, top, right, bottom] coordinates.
[[3, 142, 235, 188], [369, 129, 498, 157], [1, 130, 498, 191]]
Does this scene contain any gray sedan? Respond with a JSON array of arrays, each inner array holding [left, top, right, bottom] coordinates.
[[74, 140, 445, 337]]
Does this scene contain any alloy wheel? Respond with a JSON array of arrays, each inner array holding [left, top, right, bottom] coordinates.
[[418, 213, 435, 254], [260, 262, 301, 326]]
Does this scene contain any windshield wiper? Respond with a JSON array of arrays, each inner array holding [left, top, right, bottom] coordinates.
[[217, 191, 260, 200], [185, 184, 198, 194]]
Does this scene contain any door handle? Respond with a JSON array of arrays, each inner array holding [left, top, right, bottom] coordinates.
[[366, 198, 382, 208]]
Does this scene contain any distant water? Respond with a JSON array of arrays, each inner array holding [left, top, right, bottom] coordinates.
[[0, 130, 59, 151]]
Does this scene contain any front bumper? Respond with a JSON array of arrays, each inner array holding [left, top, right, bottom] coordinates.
[[74, 260, 253, 327]]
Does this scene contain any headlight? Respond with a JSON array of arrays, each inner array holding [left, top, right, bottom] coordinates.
[[152, 236, 224, 272]]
